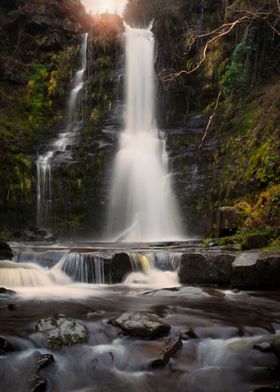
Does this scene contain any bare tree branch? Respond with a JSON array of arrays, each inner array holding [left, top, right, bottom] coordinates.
[[200, 89, 222, 149]]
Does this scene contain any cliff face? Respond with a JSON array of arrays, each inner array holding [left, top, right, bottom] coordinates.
[[0, 0, 123, 236], [125, 0, 280, 239]]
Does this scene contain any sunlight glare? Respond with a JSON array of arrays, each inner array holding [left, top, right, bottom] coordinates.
[[82, 0, 126, 15]]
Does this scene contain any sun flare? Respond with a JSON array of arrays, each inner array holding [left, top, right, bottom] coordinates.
[[82, 0, 126, 15]]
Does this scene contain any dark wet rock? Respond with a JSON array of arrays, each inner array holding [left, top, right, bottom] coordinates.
[[178, 253, 209, 285], [37, 353, 55, 370], [272, 337, 280, 361], [36, 316, 88, 350], [0, 336, 16, 353], [29, 374, 47, 392], [231, 251, 260, 289], [253, 342, 273, 353], [15, 227, 56, 242], [178, 252, 234, 285], [110, 312, 171, 339], [0, 241, 13, 260], [256, 254, 280, 289], [0, 287, 16, 295], [150, 337, 182, 367]]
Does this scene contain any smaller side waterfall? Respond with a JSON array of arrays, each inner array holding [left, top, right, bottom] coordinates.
[[36, 33, 88, 228]]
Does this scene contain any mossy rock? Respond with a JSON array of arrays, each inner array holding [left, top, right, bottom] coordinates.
[[36, 316, 89, 350]]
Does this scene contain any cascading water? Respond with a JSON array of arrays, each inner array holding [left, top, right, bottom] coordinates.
[[36, 33, 88, 228], [108, 24, 184, 242]]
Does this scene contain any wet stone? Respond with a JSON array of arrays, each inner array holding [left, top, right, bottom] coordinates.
[[29, 375, 47, 392], [36, 316, 88, 350], [110, 312, 171, 339], [0, 336, 17, 353], [231, 251, 260, 289], [150, 337, 183, 367], [37, 353, 55, 370]]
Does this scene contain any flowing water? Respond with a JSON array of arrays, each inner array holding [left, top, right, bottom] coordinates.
[[108, 24, 183, 242], [36, 33, 88, 229], [0, 242, 280, 392]]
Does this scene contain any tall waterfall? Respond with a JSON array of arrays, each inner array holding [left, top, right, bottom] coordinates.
[[36, 33, 88, 228], [108, 25, 183, 242]]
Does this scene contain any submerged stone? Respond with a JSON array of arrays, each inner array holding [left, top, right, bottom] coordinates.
[[110, 312, 171, 339], [36, 316, 88, 350]]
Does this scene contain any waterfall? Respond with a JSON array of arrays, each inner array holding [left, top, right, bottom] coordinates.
[[107, 24, 184, 242], [36, 33, 88, 229]]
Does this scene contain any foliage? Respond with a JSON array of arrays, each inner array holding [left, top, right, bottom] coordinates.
[[221, 42, 253, 99]]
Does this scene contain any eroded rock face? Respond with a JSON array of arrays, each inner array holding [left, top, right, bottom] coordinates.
[[110, 312, 171, 339], [35, 316, 88, 350]]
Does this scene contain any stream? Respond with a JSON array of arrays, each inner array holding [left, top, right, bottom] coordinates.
[[0, 241, 279, 392]]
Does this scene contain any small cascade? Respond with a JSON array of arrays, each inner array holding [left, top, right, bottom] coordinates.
[[36, 33, 88, 228], [54, 253, 107, 284], [0, 260, 70, 288], [107, 24, 184, 242], [54, 251, 182, 285]]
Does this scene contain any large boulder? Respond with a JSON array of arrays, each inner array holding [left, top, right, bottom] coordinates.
[[35, 316, 88, 350], [110, 312, 171, 339], [178, 252, 234, 285], [231, 251, 260, 289], [256, 254, 280, 289]]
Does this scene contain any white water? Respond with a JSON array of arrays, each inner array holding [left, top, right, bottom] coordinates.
[[0, 260, 70, 288], [108, 24, 183, 242], [36, 33, 88, 228]]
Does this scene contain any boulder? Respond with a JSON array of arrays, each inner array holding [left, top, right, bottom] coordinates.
[[0, 242, 13, 260], [110, 312, 171, 339], [231, 251, 260, 289], [256, 254, 280, 289], [35, 316, 88, 350], [178, 252, 234, 286], [178, 253, 209, 285]]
